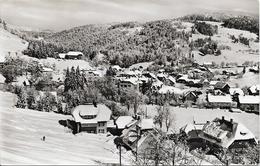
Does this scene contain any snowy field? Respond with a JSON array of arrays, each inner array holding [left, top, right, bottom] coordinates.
[[0, 91, 130, 165], [228, 72, 259, 88], [0, 27, 93, 73], [183, 21, 260, 65], [0, 27, 28, 62]]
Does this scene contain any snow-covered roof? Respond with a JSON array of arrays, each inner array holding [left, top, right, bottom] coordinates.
[[229, 88, 244, 96], [138, 119, 154, 130], [121, 77, 142, 85], [11, 76, 30, 86], [249, 84, 260, 94], [0, 73, 5, 83], [214, 82, 229, 89], [208, 95, 232, 103], [116, 116, 134, 129], [158, 85, 183, 95], [139, 77, 149, 83], [0, 55, 5, 63], [149, 73, 157, 79], [111, 65, 122, 71], [200, 118, 256, 148], [238, 95, 260, 104], [178, 74, 189, 81], [168, 76, 176, 83], [67, 51, 84, 56], [209, 81, 219, 86], [58, 53, 66, 59], [42, 67, 53, 72], [203, 62, 213, 65], [157, 73, 167, 78], [231, 123, 257, 144], [187, 79, 201, 84], [88, 70, 102, 77], [152, 80, 163, 88], [72, 104, 112, 124]]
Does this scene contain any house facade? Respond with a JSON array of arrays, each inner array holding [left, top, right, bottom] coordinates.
[[238, 95, 260, 112], [119, 78, 141, 91], [214, 82, 230, 94], [72, 104, 112, 134]]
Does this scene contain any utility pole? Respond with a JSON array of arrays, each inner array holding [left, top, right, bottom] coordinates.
[[119, 144, 122, 166], [114, 137, 123, 166]]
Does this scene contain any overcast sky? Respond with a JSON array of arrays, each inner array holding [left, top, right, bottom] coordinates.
[[0, 0, 258, 31]]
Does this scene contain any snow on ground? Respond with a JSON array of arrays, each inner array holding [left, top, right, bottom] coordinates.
[[137, 105, 259, 139], [228, 71, 259, 88], [194, 50, 259, 66], [189, 21, 259, 65], [0, 27, 93, 72], [40, 58, 93, 72], [0, 91, 129, 165], [209, 67, 259, 88], [0, 27, 28, 62]]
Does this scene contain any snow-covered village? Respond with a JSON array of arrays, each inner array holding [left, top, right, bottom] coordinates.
[[0, 0, 259, 165]]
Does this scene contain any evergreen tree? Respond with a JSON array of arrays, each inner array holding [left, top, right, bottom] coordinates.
[[16, 88, 27, 108], [27, 88, 37, 109], [3, 20, 7, 30]]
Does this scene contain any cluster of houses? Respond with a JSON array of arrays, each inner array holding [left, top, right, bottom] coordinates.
[[71, 103, 155, 152], [105, 64, 260, 113]]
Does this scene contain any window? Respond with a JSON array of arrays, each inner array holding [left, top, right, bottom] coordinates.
[[98, 122, 106, 127], [98, 129, 105, 133]]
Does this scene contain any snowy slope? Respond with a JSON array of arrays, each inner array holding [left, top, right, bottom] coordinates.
[[0, 27, 28, 62], [0, 91, 130, 165], [178, 21, 259, 65]]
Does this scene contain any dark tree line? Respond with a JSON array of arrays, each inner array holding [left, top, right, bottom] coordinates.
[[192, 21, 218, 36], [222, 16, 259, 35], [22, 40, 67, 59], [190, 37, 221, 55], [180, 14, 219, 22]]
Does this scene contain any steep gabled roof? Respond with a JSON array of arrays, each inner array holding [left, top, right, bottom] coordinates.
[[229, 88, 244, 96], [199, 118, 256, 148], [214, 82, 229, 89], [249, 84, 260, 94], [0, 73, 5, 83]]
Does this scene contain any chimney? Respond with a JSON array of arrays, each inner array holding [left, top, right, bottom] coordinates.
[[230, 118, 233, 123], [222, 116, 225, 121], [93, 100, 97, 107]]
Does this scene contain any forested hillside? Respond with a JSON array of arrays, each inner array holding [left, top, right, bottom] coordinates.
[[222, 16, 259, 35], [21, 14, 259, 67], [22, 20, 191, 67]]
